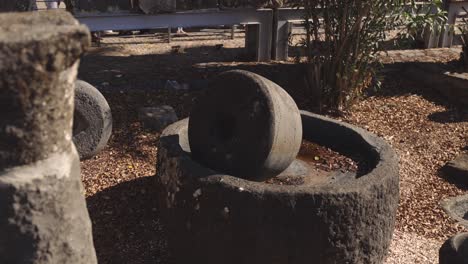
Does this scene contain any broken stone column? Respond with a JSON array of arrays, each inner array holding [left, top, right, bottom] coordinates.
[[0, 11, 97, 264]]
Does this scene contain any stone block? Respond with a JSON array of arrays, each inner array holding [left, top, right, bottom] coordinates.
[[441, 193, 468, 227], [138, 105, 178, 132]]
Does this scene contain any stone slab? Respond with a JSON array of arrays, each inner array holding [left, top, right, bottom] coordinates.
[[138, 105, 178, 132], [441, 194, 468, 227], [404, 63, 468, 107]]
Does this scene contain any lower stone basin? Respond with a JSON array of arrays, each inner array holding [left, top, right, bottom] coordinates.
[[156, 111, 399, 264]]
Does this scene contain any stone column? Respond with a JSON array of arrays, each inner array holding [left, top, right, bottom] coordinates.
[[0, 11, 97, 263]]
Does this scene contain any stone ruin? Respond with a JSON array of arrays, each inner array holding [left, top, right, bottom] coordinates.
[[156, 70, 400, 264], [0, 11, 96, 263], [8, 6, 468, 264], [3, 8, 464, 264], [0, 10, 401, 262]]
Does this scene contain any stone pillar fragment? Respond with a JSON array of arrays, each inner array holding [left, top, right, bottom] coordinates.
[[0, 11, 97, 264]]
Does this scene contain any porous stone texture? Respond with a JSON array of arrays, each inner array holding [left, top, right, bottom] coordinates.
[[73, 80, 113, 160], [188, 70, 302, 181], [439, 233, 468, 264], [0, 147, 97, 264], [442, 153, 468, 184], [156, 111, 399, 264], [0, 11, 96, 263], [441, 194, 468, 228], [405, 64, 468, 107], [0, 11, 90, 169], [138, 105, 178, 132]]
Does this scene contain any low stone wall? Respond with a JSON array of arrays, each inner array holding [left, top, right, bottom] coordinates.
[[381, 48, 468, 107]]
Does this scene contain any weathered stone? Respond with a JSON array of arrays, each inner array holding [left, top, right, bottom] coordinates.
[[441, 194, 468, 228], [0, 147, 97, 264], [442, 153, 468, 184], [188, 70, 302, 181], [156, 111, 399, 264], [0, 11, 90, 169], [73, 80, 113, 160], [0, 11, 96, 263], [138, 105, 178, 131], [440, 233, 468, 264], [402, 63, 468, 107]]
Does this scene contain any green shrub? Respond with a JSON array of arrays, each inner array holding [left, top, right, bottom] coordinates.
[[396, 0, 448, 48], [299, 0, 403, 111]]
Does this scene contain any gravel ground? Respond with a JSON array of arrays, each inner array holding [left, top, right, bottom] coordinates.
[[385, 230, 442, 264], [78, 31, 467, 263], [342, 74, 467, 264]]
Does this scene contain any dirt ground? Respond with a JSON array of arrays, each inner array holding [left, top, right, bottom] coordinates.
[[78, 29, 467, 263]]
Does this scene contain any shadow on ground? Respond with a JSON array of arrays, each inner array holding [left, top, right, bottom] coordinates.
[[78, 45, 313, 112], [437, 167, 468, 191], [428, 109, 468, 124], [87, 176, 173, 264], [79, 46, 251, 86], [79, 42, 467, 118]]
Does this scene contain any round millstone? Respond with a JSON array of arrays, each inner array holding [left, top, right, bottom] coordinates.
[[73, 80, 112, 160], [188, 70, 302, 180]]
